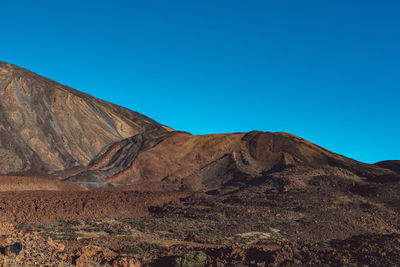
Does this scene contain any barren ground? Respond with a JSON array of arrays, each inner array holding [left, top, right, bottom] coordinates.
[[0, 173, 399, 266]]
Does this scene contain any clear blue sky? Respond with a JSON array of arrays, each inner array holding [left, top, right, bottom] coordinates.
[[1, 0, 399, 163]]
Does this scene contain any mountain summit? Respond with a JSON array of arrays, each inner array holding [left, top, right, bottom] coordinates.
[[0, 61, 167, 175]]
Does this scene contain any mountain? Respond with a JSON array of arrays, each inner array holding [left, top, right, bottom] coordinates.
[[63, 130, 397, 189], [0, 61, 397, 190], [0, 61, 168, 175]]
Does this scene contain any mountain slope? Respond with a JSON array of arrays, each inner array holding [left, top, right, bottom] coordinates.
[[375, 160, 400, 174], [0, 61, 168, 175]]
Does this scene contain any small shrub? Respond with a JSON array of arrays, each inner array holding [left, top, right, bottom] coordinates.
[[174, 251, 207, 267]]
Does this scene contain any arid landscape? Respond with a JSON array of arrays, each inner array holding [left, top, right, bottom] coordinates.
[[0, 61, 399, 266]]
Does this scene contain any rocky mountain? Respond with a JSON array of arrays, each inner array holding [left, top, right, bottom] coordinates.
[[0, 61, 168, 175]]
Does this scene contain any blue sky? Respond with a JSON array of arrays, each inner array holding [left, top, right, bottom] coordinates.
[[1, 0, 399, 163]]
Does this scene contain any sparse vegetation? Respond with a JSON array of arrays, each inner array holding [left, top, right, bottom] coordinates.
[[173, 251, 207, 267]]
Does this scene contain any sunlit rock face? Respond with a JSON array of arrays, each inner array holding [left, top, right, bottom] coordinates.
[[0, 61, 167, 175]]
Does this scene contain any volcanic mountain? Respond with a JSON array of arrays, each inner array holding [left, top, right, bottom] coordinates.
[[62, 130, 397, 189], [0, 61, 398, 190], [0, 61, 167, 175]]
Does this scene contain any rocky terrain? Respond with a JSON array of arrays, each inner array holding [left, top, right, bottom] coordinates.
[[0, 62, 399, 266]]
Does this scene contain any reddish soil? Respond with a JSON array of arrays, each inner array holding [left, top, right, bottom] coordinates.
[[0, 175, 84, 191], [0, 189, 189, 224], [1, 170, 398, 266]]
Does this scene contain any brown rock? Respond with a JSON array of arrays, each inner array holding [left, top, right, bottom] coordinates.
[[0, 223, 14, 235], [112, 257, 141, 267], [75, 255, 90, 267]]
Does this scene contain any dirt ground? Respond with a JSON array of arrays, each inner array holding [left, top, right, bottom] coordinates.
[[0, 173, 399, 266], [0, 188, 189, 224]]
